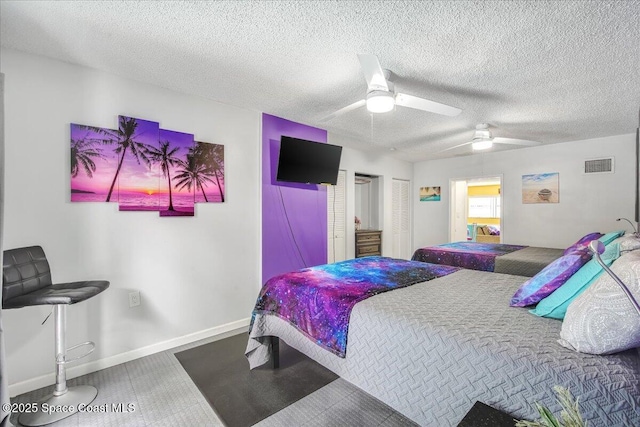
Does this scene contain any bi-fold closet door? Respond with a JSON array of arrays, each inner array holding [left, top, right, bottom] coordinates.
[[392, 178, 411, 259], [328, 170, 346, 263]]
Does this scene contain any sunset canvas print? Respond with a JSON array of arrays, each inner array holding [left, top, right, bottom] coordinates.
[[157, 129, 195, 217], [116, 116, 161, 212], [70, 115, 225, 217], [70, 123, 121, 202], [190, 141, 225, 203]]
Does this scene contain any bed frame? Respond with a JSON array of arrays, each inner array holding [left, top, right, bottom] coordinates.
[[247, 269, 639, 426]]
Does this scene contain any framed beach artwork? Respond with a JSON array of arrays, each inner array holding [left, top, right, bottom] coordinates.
[[155, 129, 195, 217], [116, 116, 163, 212], [191, 141, 225, 203], [70, 123, 120, 203], [420, 186, 441, 201], [522, 173, 559, 203], [70, 116, 225, 217]]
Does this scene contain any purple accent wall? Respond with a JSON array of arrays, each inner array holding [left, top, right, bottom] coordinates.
[[262, 114, 328, 283]]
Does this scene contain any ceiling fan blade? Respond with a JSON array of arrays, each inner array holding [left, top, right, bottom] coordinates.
[[438, 140, 473, 153], [492, 137, 541, 146], [395, 93, 462, 117], [319, 99, 366, 122], [357, 54, 389, 91]]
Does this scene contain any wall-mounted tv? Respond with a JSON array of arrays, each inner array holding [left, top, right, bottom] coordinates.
[[276, 136, 342, 185]]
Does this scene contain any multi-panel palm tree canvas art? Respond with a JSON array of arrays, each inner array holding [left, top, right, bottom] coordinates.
[[70, 116, 225, 217]]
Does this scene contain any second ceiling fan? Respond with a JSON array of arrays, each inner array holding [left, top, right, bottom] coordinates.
[[321, 54, 462, 122], [440, 123, 542, 152]]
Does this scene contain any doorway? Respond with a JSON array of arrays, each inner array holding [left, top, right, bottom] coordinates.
[[354, 173, 382, 230], [449, 176, 503, 243]]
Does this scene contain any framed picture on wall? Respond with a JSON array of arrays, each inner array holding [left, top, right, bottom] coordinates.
[[70, 116, 225, 217], [522, 173, 559, 203], [420, 186, 441, 201]]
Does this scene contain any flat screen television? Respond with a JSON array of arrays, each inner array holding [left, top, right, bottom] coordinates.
[[276, 136, 342, 185]]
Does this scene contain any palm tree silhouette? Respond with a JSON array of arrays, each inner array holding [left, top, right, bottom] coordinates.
[[72, 119, 156, 201], [190, 142, 225, 202], [71, 138, 105, 178], [147, 141, 182, 211], [173, 152, 216, 203], [208, 144, 225, 202], [100, 117, 153, 202]]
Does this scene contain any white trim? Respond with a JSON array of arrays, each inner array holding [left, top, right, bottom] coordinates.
[[9, 317, 251, 397]]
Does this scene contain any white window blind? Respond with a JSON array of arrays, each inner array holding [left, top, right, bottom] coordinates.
[[468, 196, 500, 218]]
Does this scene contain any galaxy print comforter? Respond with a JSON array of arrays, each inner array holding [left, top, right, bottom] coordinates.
[[411, 241, 527, 272], [249, 256, 459, 357]]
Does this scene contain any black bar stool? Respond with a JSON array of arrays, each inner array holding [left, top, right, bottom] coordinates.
[[2, 246, 109, 426]]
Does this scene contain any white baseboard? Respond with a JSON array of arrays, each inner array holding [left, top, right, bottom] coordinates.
[[9, 317, 250, 397]]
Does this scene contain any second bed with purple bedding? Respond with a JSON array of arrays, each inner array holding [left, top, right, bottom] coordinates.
[[411, 242, 564, 276], [411, 242, 527, 272]]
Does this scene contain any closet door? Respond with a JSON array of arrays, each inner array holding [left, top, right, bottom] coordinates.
[[328, 170, 346, 262], [392, 178, 410, 259]]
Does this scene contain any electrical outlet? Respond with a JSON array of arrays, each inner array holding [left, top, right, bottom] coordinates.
[[129, 291, 141, 308]]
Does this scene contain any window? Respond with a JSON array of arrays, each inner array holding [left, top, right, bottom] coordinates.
[[469, 196, 500, 218]]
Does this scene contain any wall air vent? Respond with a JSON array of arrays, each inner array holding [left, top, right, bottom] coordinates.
[[584, 157, 614, 174]]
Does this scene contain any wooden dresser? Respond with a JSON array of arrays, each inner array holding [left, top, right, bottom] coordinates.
[[355, 230, 382, 258]]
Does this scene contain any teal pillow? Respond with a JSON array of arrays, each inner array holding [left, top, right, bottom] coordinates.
[[530, 243, 620, 319], [599, 230, 625, 245]]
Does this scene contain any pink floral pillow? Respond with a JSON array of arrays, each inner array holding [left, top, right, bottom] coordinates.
[[563, 232, 604, 255]]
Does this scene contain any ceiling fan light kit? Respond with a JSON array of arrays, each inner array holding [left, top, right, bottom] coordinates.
[[472, 139, 494, 150], [471, 124, 493, 150], [366, 90, 395, 113], [438, 123, 542, 154], [321, 54, 462, 121]]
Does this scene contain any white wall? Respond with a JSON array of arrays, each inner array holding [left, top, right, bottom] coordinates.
[[330, 138, 413, 259], [413, 134, 636, 249], [1, 49, 261, 392]]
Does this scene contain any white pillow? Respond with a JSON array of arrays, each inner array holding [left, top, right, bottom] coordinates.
[[611, 234, 640, 253], [559, 250, 640, 354]]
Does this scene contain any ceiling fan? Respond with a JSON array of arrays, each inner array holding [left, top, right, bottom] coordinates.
[[320, 54, 462, 122], [440, 123, 542, 152]]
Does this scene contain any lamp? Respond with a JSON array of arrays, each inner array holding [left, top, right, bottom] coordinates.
[[472, 139, 493, 150], [588, 240, 640, 316], [366, 90, 395, 113], [616, 217, 639, 237]]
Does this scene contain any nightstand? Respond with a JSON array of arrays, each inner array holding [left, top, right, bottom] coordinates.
[[355, 230, 382, 258]]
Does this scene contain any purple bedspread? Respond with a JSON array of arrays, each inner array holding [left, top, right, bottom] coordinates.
[[250, 256, 459, 357], [411, 242, 528, 272]]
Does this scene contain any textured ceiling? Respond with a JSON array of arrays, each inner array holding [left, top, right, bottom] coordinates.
[[1, 1, 639, 162]]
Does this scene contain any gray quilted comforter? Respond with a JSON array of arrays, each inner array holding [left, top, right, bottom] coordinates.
[[494, 246, 565, 277], [246, 269, 640, 426]]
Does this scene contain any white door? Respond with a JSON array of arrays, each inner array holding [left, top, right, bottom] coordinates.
[[328, 170, 346, 262], [392, 179, 411, 259], [450, 180, 468, 242]]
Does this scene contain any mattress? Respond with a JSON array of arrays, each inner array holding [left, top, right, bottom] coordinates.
[[247, 269, 640, 426], [494, 246, 564, 276]]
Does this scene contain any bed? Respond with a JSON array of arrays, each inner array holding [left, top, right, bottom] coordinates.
[[411, 242, 564, 276], [246, 256, 640, 426]]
